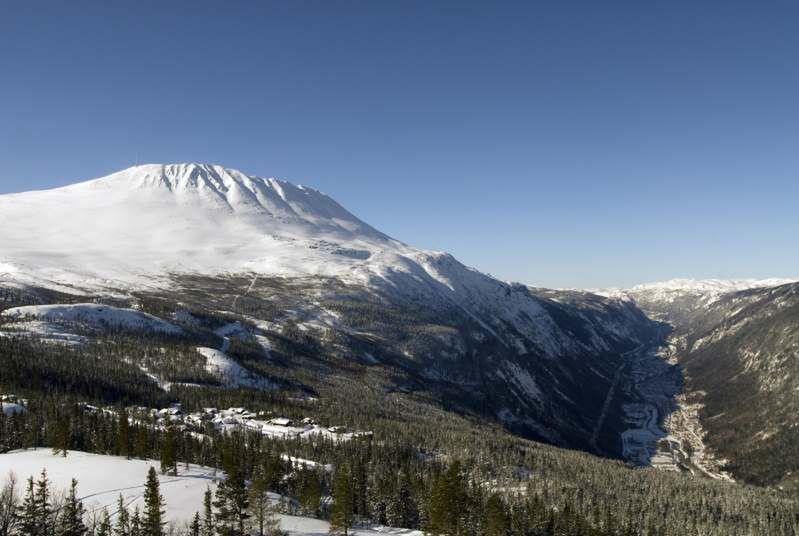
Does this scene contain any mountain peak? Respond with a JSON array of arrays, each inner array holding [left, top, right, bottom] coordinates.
[[0, 164, 393, 287]]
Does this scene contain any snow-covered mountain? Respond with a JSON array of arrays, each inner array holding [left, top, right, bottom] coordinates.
[[0, 163, 661, 455], [593, 278, 797, 327], [0, 163, 400, 289]]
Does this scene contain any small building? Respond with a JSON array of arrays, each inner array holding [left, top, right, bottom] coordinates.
[[269, 417, 294, 427]]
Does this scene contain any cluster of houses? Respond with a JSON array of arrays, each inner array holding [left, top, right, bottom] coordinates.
[[141, 403, 369, 443]]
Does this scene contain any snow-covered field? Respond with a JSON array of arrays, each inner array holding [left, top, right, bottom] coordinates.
[[0, 449, 421, 536]]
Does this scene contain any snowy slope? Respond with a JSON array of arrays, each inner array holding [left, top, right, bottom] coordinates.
[[0, 164, 396, 289], [0, 163, 624, 358], [595, 278, 796, 302], [591, 278, 797, 325], [0, 449, 421, 535], [1, 303, 183, 334]]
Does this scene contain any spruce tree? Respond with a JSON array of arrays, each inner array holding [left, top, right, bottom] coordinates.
[[95, 508, 112, 536], [142, 467, 165, 536], [134, 427, 149, 460], [482, 493, 509, 536], [18, 476, 40, 536], [201, 488, 214, 536], [117, 407, 131, 459], [59, 479, 87, 536], [160, 425, 177, 476], [248, 466, 279, 536], [214, 440, 249, 536], [427, 462, 467, 536], [53, 416, 71, 458], [35, 469, 54, 536], [130, 507, 142, 536], [114, 493, 130, 536], [189, 512, 201, 536], [329, 464, 354, 536]]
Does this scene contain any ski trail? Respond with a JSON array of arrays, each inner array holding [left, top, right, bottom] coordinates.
[[231, 273, 259, 310]]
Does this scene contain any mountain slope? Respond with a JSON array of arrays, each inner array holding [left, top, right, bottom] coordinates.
[[604, 278, 799, 485], [0, 164, 661, 457], [677, 282, 799, 486]]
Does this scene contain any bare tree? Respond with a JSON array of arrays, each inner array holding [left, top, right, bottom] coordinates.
[[0, 473, 19, 536]]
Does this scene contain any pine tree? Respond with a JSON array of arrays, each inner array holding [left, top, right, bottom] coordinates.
[[189, 513, 201, 536], [160, 425, 177, 476], [386, 471, 417, 529], [114, 494, 130, 536], [35, 469, 54, 536], [201, 488, 215, 536], [482, 493, 509, 536], [248, 466, 279, 536], [130, 507, 142, 536], [52, 416, 71, 458], [298, 469, 322, 517], [329, 464, 354, 536], [214, 440, 249, 536], [117, 407, 131, 459], [142, 467, 165, 536], [59, 479, 87, 536], [18, 476, 40, 536], [427, 461, 467, 536], [95, 508, 112, 536], [134, 427, 149, 460]]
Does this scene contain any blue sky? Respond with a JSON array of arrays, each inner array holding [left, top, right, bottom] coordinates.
[[1, 1, 797, 288]]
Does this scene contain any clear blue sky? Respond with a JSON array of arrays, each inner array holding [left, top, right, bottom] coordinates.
[[1, 1, 797, 288]]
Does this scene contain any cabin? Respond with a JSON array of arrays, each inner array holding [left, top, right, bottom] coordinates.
[[269, 417, 294, 427]]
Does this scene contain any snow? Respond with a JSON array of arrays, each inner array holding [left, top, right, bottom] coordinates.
[[0, 449, 422, 535], [0, 164, 393, 289], [280, 454, 334, 473], [0, 163, 610, 363], [1, 304, 182, 335], [0, 320, 88, 345], [196, 346, 275, 390], [1, 403, 27, 416], [593, 278, 797, 304]]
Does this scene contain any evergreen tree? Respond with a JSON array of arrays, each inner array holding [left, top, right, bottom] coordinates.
[[201, 488, 214, 536], [130, 507, 142, 536], [427, 462, 468, 536], [117, 407, 131, 460], [59, 479, 88, 536], [134, 427, 149, 460], [248, 466, 280, 536], [142, 467, 165, 536], [18, 476, 40, 536], [214, 440, 249, 536], [189, 513, 201, 536], [482, 493, 509, 536], [386, 471, 418, 529], [95, 508, 112, 536], [114, 493, 130, 536], [329, 464, 354, 536], [52, 414, 71, 458], [160, 425, 177, 476], [35, 469, 54, 536], [298, 469, 322, 517]]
